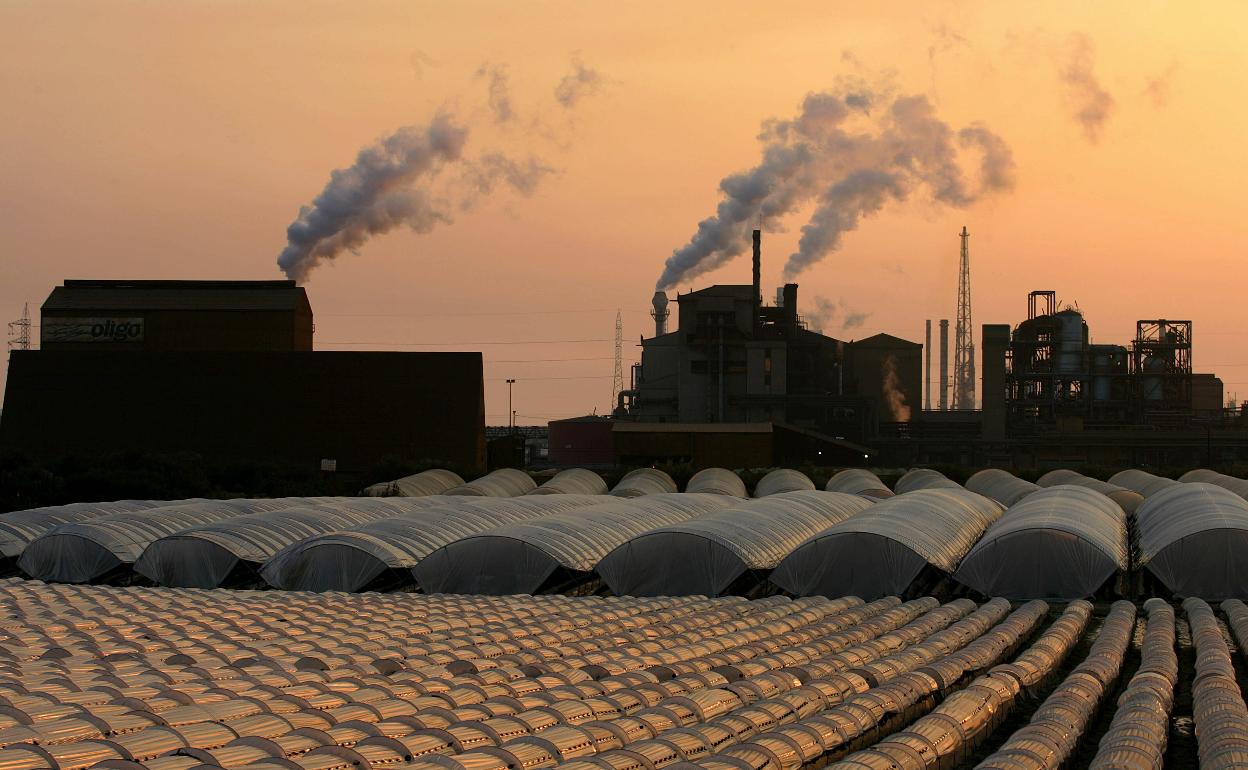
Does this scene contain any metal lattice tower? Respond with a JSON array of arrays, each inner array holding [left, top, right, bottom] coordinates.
[[953, 226, 976, 409], [611, 310, 623, 409], [7, 304, 31, 351]]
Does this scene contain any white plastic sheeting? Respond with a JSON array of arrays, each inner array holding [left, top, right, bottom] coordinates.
[[894, 468, 961, 494], [954, 485, 1128, 600], [0, 499, 198, 560], [609, 468, 678, 497], [526, 468, 608, 496], [17, 497, 333, 583], [685, 468, 748, 497], [825, 469, 893, 499], [445, 468, 536, 497], [1037, 469, 1144, 514], [771, 488, 1003, 600], [595, 491, 874, 596], [1108, 469, 1179, 498], [361, 468, 465, 497], [965, 468, 1040, 507], [1136, 482, 1248, 599], [413, 493, 735, 594], [260, 495, 612, 592], [134, 497, 460, 588], [1180, 468, 1248, 500], [752, 469, 816, 497]]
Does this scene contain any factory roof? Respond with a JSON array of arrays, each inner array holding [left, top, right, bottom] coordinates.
[[43, 280, 309, 312]]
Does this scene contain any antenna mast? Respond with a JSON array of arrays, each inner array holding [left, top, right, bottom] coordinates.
[[612, 310, 624, 410], [7, 304, 31, 351], [953, 226, 976, 409]]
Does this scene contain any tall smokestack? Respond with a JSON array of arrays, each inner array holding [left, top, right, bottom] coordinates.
[[939, 319, 950, 411], [651, 291, 669, 337], [925, 320, 932, 411], [752, 229, 761, 325]]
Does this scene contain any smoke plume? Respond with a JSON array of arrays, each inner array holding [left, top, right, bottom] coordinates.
[[656, 85, 1014, 290], [555, 54, 604, 108], [277, 115, 467, 283], [882, 354, 912, 421], [842, 310, 870, 330], [477, 64, 515, 124], [278, 56, 606, 282], [804, 296, 837, 332], [1061, 34, 1114, 143]]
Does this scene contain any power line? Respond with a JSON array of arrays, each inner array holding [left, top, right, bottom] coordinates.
[[321, 308, 649, 318], [318, 338, 611, 346]]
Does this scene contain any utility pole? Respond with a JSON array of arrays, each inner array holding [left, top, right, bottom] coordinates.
[[506, 379, 516, 432], [953, 226, 976, 410], [7, 304, 31, 350], [612, 310, 623, 412]]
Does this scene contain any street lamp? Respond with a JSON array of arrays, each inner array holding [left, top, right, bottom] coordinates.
[[506, 379, 516, 432]]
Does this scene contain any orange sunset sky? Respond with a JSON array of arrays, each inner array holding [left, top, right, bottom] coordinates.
[[1, 1, 1245, 422]]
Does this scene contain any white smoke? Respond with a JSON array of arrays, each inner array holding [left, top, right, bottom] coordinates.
[[882, 353, 912, 422], [656, 85, 1014, 290]]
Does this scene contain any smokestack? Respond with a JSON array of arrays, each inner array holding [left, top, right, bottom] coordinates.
[[651, 291, 669, 337], [752, 229, 761, 324], [939, 319, 950, 411], [925, 320, 932, 411]]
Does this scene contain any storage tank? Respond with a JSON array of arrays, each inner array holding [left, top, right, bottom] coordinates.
[[1055, 309, 1085, 376]]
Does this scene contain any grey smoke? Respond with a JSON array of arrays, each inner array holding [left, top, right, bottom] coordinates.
[[279, 58, 607, 282], [1143, 63, 1177, 108], [477, 64, 514, 123], [656, 85, 1014, 290], [410, 50, 436, 81], [805, 296, 837, 331], [842, 311, 870, 330], [555, 54, 604, 109], [927, 21, 969, 95], [460, 153, 557, 209], [278, 115, 467, 282], [1061, 34, 1114, 143]]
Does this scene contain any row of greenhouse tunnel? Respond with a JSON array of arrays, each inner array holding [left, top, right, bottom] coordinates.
[[3, 465, 1248, 600]]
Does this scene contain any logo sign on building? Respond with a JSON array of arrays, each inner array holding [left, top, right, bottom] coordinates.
[[42, 317, 145, 344], [320, 459, 337, 472]]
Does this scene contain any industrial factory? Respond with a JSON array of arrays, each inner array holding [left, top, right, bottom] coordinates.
[[0, 280, 487, 477], [605, 227, 1247, 470], [612, 230, 920, 467]]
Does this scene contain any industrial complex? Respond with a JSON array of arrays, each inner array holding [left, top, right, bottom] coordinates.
[[598, 228, 1248, 470], [0, 280, 486, 478]]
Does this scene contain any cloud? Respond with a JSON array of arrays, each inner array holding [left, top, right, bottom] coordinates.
[[1060, 34, 1115, 143]]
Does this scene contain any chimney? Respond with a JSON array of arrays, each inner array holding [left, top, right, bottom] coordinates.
[[939, 319, 950, 411], [925, 320, 932, 410], [752, 229, 761, 325], [651, 291, 669, 337]]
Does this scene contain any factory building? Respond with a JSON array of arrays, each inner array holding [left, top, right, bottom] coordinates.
[[39, 280, 313, 351], [616, 230, 920, 462], [893, 289, 1247, 469], [1, 280, 485, 476]]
